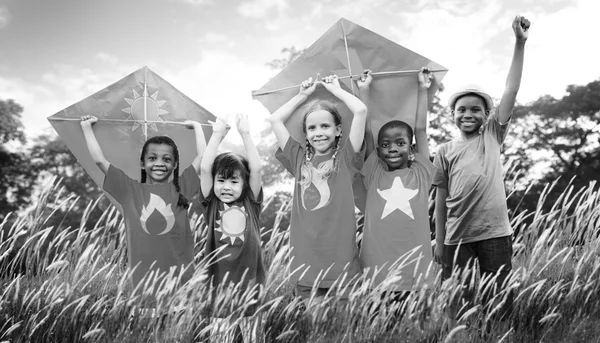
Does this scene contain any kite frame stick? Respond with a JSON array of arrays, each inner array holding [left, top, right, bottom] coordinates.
[[47, 117, 213, 126], [251, 68, 447, 98]]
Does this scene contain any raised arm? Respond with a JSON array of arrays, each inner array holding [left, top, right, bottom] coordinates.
[[199, 116, 229, 198], [80, 115, 109, 174], [414, 67, 433, 157], [434, 187, 448, 264], [497, 15, 529, 124], [236, 113, 262, 197], [357, 70, 375, 157], [267, 77, 317, 150], [321, 75, 368, 152], [183, 120, 207, 174]]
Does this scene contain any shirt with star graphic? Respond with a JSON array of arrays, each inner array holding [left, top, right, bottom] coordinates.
[[359, 151, 436, 291], [276, 137, 364, 288], [103, 164, 200, 292], [200, 185, 265, 308], [433, 112, 512, 245]]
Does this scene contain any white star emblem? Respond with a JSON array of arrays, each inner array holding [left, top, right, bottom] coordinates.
[[377, 176, 418, 220]]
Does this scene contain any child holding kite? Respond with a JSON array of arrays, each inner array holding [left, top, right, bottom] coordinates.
[[268, 74, 368, 302], [199, 113, 265, 341], [80, 115, 205, 304], [357, 68, 435, 318], [433, 15, 530, 326]]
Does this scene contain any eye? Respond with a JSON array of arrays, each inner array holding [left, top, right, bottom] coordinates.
[[471, 108, 481, 113], [148, 157, 156, 161], [456, 108, 466, 113], [321, 124, 330, 128], [381, 143, 389, 148], [164, 158, 171, 162]]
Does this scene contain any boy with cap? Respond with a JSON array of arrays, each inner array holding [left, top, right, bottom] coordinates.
[[433, 15, 530, 324]]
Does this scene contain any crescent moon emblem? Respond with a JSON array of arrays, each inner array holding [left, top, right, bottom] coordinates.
[[301, 165, 332, 211]]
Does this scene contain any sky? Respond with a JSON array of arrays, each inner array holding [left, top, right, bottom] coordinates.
[[1, 0, 599, 140]]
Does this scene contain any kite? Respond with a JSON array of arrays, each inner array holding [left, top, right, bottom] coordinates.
[[253, 17, 447, 142], [48, 66, 216, 208], [252, 18, 448, 212]]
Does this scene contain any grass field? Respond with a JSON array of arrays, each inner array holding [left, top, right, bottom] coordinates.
[[1, 178, 599, 343]]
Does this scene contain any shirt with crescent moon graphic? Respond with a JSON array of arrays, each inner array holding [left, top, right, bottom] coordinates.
[[103, 164, 199, 289], [200, 186, 265, 304], [359, 152, 435, 291], [276, 137, 364, 288]]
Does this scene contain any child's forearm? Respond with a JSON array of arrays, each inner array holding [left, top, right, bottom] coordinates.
[[359, 88, 375, 156], [82, 125, 109, 174], [332, 88, 368, 118], [435, 188, 448, 247], [240, 132, 261, 173], [200, 131, 224, 174], [269, 93, 308, 125], [190, 122, 207, 173], [414, 86, 430, 156], [498, 40, 526, 123]]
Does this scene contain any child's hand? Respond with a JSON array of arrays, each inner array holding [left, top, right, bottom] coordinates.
[[80, 115, 98, 128], [512, 15, 530, 42], [417, 67, 434, 90], [321, 74, 341, 92], [209, 115, 230, 136], [434, 242, 443, 265], [357, 69, 373, 91], [182, 119, 200, 130], [235, 113, 250, 134], [299, 76, 318, 97]]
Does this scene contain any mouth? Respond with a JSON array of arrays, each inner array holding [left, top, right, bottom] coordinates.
[[386, 156, 402, 163], [152, 169, 167, 176]]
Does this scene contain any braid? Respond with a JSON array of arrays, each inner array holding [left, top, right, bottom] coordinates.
[[141, 169, 147, 183], [172, 165, 190, 209]]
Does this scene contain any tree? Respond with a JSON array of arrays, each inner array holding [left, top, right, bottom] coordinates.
[[504, 79, 600, 214], [0, 99, 35, 219]]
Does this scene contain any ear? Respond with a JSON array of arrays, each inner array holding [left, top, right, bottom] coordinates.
[[335, 125, 342, 136]]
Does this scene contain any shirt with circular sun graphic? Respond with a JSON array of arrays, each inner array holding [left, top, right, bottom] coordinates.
[[103, 164, 199, 291], [200, 186, 265, 295], [276, 137, 364, 288]]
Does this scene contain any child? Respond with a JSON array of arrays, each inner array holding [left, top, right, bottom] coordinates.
[[80, 115, 205, 301], [357, 68, 435, 314], [433, 15, 530, 322], [200, 114, 265, 341], [268, 74, 368, 301]]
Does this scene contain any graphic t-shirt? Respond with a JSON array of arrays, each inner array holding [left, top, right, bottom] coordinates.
[[276, 137, 364, 287], [360, 152, 435, 291], [433, 113, 512, 244], [201, 187, 266, 290], [103, 165, 199, 289]]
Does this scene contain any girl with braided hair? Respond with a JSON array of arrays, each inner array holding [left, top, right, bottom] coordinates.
[[80, 115, 205, 307], [268, 74, 368, 304]]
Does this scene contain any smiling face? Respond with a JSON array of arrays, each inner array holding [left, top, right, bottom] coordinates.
[[141, 143, 177, 184], [304, 109, 342, 156], [214, 171, 244, 204], [453, 94, 489, 139], [377, 126, 413, 170]]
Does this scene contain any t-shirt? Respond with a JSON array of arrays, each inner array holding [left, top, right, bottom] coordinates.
[[275, 137, 364, 288], [201, 186, 266, 290], [103, 165, 199, 289], [360, 151, 435, 291], [433, 113, 512, 245]]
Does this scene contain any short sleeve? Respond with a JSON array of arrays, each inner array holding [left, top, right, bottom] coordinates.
[[103, 164, 134, 204], [411, 153, 435, 187], [178, 165, 201, 199], [341, 138, 366, 176], [360, 150, 382, 187], [485, 110, 510, 144], [432, 145, 449, 189], [246, 187, 264, 213], [275, 137, 304, 176]]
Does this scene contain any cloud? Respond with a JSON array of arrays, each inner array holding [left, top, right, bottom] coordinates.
[[237, 0, 288, 19], [170, 0, 214, 7], [95, 52, 119, 65], [0, 6, 11, 29]]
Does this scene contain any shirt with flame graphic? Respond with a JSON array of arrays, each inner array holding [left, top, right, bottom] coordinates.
[[104, 164, 200, 289]]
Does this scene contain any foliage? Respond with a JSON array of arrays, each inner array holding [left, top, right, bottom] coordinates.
[[0, 178, 599, 342]]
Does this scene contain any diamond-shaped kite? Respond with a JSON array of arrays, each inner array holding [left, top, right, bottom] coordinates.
[[253, 18, 448, 144], [48, 66, 216, 207]]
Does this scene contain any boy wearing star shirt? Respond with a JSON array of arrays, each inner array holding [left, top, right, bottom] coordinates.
[[358, 68, 435, 300]]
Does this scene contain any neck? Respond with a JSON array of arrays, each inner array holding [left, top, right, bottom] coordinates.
[[459, 131, 481, 141]]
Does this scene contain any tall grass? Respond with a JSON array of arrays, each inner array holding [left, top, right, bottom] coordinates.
[[0, 177, 599, 343]]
